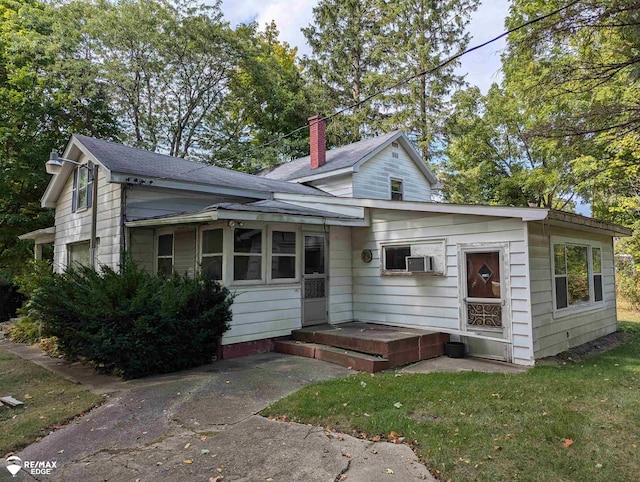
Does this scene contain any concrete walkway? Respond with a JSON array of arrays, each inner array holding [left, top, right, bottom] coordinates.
[[1, 340, 436, 481]]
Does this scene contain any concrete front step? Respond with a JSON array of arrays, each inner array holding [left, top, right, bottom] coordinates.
[[275, 340, 390, 372]]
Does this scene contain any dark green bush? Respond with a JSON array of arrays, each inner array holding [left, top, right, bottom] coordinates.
[[30, 256, 233, 378], [5, 260, 55, 343], [0, 273, 24, 322]]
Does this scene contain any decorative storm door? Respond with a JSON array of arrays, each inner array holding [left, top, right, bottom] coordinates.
[[302, 234, 327, 326], [463, 250, 510, 361]]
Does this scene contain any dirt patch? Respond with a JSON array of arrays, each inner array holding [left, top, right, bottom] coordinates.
[[537, 330, 631, 366]]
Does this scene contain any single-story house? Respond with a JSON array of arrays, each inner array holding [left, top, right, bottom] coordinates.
[[20, 116, 631, 366]]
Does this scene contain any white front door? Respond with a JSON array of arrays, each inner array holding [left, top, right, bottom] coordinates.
[[462, 248, 511, 361], [302, 234, 327, 326]]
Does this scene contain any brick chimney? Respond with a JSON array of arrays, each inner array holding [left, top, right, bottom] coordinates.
[[308, 115, 326, 169]]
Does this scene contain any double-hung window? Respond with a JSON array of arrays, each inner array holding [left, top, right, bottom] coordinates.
[[201, 228, 223, 280], [390, 178, 403, 201], [233, 228, 262, 281], [72, 163, 93, 213], [157, 233, 174, 277], [67, 241, 90, 267], [271, 231, 296, 280], [553, 241, 603, 312]]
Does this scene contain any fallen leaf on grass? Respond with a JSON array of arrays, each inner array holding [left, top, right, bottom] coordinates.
[[393, 402, 403, 409], [372, 435, 381, 442], [595, 463, 603, 469], [24, 394, 33, 399], [562, 439, 574, 448]]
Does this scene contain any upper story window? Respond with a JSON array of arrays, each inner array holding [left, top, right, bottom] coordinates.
[[157, 233, 174, 277], [553, 241, 603, 312], [72, 163, 94, 213], [390, 178, 403, 200], [201, 228, 223, 280], [233, 228, 262, 281]]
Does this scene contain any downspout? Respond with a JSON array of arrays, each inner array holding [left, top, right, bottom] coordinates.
[[90, 164, 99, 269]]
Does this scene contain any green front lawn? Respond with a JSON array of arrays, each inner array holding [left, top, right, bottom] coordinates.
[[0, 347, 103, 454], [263, 311, 640, 481]]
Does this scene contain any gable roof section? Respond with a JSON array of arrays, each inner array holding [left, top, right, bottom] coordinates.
[[42, 135, 331, 207], [261, 131, 439, 185]]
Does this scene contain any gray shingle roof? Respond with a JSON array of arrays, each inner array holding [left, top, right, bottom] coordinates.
[[261, 130, 403, 181], [214, 200, 359, 219], [73, 135, 330, 197]]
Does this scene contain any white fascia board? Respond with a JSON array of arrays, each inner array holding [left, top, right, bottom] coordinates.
[[18, 226, 56, 242], [108, 173, 272, 200], [271, 195, 366, 218], [41, 136, 113, 208], [287, 166, 354, 183], [274, 193, 549, 221], [125, 211, 219, 228], [215, 209, 370, 227]]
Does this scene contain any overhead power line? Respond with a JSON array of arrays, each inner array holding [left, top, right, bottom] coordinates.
[[164, 0, 582, 178]]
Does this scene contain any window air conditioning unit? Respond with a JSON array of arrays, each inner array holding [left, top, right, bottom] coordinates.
[[406, 256, 434, 273]]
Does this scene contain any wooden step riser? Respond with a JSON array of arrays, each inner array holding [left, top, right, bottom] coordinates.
[[292, 330, 450, 358]]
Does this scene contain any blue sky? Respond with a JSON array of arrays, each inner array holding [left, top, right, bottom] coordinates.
[[219, 0, 511, 93]]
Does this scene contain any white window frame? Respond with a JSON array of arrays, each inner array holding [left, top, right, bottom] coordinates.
[[380, 238, 446, 276], [156, 231, 174, 276], [268, 227, 300, 284], [550, 236, 604, 318], [390, 177, 404, 201], [231, 225, 265, 285], [67, 240, 91, 268], [199, 226, 224, 281], [72, 163, 93, 213]]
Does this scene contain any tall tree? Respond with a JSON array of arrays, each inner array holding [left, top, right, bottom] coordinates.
[[377, 0, 479, 159], [443, 85, 582, 208], [302, 0, 385, 145], [204, 21, 311, 172], [0, 0, 117, 275], [502, 0, 640, 222], [89, 0, 238, 158]]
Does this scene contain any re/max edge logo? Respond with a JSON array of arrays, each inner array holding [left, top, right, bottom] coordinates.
[[4, 456, 58, 477]]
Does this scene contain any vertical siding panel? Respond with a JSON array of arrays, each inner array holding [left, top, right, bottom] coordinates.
[[329, 225, 353, 323]]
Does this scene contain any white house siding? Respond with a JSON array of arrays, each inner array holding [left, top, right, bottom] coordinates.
[[128, 228, 154, 272], [308, 174, 354, 197], [352, 145, 432, 201], [351, 209, 534, 365], [224, 285, 302, 345], [528, 222, 617, 359], [52, 156, 122, 272], [328, 226, 353, 323]]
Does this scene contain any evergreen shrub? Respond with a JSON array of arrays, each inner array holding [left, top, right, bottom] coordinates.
[[30, 256, 233, 378]]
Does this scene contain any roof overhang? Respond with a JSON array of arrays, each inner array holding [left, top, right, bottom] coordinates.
[[274, 193, 549, 222], [546, 210, 632, 237], [41, 136, 112, 208], [18, 226, 55, 244], [125, 201, 369, 229], [290, 132, 440, 188]]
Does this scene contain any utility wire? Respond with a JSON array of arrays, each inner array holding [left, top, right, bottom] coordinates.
[[159, 0, 582, 179]]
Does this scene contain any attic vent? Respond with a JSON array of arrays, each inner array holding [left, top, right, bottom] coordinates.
[[392, 152, 399, 158], [392, 141, 399, 148]]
